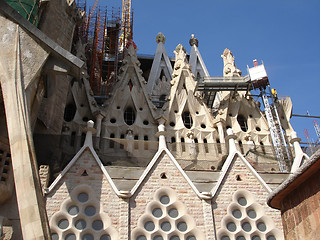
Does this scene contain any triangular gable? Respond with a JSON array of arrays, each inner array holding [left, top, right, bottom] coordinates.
[[211, 150, 272, 197], [103, 43, 158, 121], [130, 147, 210, 199], [146, 34, 173, 103], [165, 44, 214, 133], [46, 143, 121, 196]]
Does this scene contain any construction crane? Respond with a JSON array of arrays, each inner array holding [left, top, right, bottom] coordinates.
[[119, 0, 132, 51], [248, 60, 289, 172]]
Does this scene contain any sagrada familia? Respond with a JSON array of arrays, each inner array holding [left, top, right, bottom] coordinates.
[[0, 0, 315, 239]]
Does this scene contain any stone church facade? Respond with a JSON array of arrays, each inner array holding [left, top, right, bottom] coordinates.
[[0, 1, 309, 239]]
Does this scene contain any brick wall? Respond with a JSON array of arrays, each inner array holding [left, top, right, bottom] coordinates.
[[130, 152, 209, 238], [214, 156, 283, 232], [46, 148, 121, 230], [281, 169, 320, 239]]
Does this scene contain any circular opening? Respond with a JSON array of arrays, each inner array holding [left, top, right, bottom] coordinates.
[[228, 113, 232, 117], [201, 124, 206, 129], [161, 221, 171, 232], [68, 205, 79, 216], [170, 122, 175, 127], [92, 220, 103, 231], [232, 209, 242, 219], [143, 120, 149, 125], [84, 206, 96, 216], [177, 221, 187, 232], [168, 208, 179, 218], [110, 118, 116, 123], [242, 222, 252, 232], [52, 233, 59, 240], [58, 219, 69, 229], [211, 166, 216, 171], [221, 236, 230, 240], [236, 236, 245, 240], [83, 233, 94, 240], [160, 195, 170, 205], [237, 197, 247, 206], [226, 125, 231, 129], [187, 236, 196, 240], [152, 208, 163, 218], [249, 115, 253, 118], [139, 107, 143, 111], [80, 104, 84, 107], [257, 222, 266, 232], [117, 106, 120, 109], [266, 235, 276, 240], [100, 234, 111, 240], [144, 221, 155, 231], [153, 235, 164, 240], [65, 233, 76, 240], [196, 111, 199, 114], [226, 222, 237, 232], [247, 209, 257, 219], [170, 236, 180, 240], [75, 219, 86, 230], [252, 236, 261, 240], [83, 117, 89, 122], [256, 127, 261, 131], [174, 110, 178, 113], [78, 192, 89, 203], [137, 235, 147, 240]]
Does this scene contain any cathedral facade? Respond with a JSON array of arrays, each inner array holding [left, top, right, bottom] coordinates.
[[0, 1, 309, 239]]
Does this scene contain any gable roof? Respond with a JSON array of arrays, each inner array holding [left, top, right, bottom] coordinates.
[[211, 133, 272, 197], [45, 123, 124, 197], [103, 43, 159, 120]]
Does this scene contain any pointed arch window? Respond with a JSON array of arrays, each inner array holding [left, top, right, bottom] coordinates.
[[182, 111, 193, 129], [237, 115, 248, 132], [124, 107, 136, 125]]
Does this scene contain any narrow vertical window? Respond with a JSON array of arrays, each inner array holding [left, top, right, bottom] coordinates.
[[182, 111, 193, 129], [124, 107, 136, 125]]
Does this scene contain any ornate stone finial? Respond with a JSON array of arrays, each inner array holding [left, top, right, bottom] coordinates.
[[156, 32, 166, 44], [189, 34, 199, 47], [84, 120, 96, 147], [175, 44, 186, 54], [221, 48, 242, 77]]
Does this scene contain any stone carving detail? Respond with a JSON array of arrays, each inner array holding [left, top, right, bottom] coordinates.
[[156, 32, 166, 44], [189, 34, 199, 47], [39, 165, 50, 190], [221, 48, 242, 77]]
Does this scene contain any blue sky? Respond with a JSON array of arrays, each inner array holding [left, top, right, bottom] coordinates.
[[90, 0, 320, 144]]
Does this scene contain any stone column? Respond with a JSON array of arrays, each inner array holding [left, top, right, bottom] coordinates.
[[216, 120, 226, 143], [290, 131, 309, 173], [94, 111, 106, 150]]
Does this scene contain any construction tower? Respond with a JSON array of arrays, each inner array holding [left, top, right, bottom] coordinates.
[[119, 0, 132, 51], [248, 60, 289, 172]]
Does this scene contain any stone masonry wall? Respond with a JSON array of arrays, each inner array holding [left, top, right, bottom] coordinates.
[[214, 156, 283, 233], [130, 152, 209, 239], [46, 148, 121, 231], [281, 169, 320, 239], [38, 0, 78, 51]]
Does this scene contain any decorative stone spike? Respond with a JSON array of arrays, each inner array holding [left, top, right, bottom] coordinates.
[[189, 34, 199, 47], [156, 32, 166, 44]]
